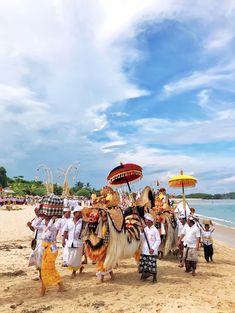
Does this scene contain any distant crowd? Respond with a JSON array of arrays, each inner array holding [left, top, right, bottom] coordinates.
[[0, 196, 26, 206]]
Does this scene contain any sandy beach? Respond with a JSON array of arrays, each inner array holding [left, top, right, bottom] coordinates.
[[0, 205, 235, 313]]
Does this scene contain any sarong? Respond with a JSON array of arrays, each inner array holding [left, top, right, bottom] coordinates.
[[67, 246, 83, 271], [62, 245, 69, 264], [184, 247, 198, 271], [138, 254, 157, 274], [178, 241, 184, 263], [184, 247, 198, 262], [41, 242, 61, 288]]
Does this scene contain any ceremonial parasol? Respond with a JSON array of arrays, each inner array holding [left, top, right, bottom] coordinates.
[[168, 170, 197, 215], [107, 163, 152, 250], [107, 163, 143, 192]]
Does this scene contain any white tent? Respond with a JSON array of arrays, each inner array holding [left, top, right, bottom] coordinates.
[[3, 189, 15, 194], [174, 199, 190, 217]]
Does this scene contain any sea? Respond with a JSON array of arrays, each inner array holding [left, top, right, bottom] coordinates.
[[187, 199, 235, 229]]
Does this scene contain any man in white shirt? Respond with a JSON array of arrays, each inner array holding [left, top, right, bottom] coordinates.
[[139, 213, 161, 283], [63, 205, 84, 278], [178, 217, 200, 276]]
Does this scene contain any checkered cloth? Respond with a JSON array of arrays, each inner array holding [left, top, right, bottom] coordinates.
[[40, 194, 63, 217]]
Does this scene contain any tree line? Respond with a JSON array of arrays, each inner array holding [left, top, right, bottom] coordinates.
[[175, 192, 235, 200], [0, 166, 99, 197]]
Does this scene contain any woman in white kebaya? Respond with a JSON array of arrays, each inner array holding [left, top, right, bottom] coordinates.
[[201, 222, 215, 262]]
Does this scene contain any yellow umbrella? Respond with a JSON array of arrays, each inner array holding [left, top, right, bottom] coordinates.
[[168, 170, 197, 213]]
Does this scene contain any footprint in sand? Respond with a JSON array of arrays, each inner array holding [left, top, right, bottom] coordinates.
[[21, 305, 53, 313], [0, 270, 26, 277], [9, 300, 24, 309]]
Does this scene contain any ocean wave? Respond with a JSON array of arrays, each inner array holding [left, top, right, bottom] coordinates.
[[197, 213, 235, 229]]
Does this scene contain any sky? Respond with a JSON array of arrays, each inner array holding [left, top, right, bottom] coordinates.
[[1, 0, 235, 194]]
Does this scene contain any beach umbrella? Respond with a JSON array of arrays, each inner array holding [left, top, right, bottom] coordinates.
[[168, 170, 197, 215], [107, 163, 143, 193]]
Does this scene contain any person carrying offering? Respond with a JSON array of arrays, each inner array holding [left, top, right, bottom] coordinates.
[[201, 221, 215, 262], [39, 216, 65, 296]]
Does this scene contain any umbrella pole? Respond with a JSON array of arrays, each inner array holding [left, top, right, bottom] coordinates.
[[124, 177, 152, 251], [182, 182, 186, 217], [126, 180, 132, 193]]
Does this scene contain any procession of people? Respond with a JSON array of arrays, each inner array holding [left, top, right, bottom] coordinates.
[[26, 185, 215, 296]]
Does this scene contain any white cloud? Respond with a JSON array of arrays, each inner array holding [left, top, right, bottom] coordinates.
[[215, 109, 235, 120], [204, 30, 234, 51], [110, 145, 235, 193], [162, 63, 235, 97], [221, 176, 235, 184], [197, 89, 212, 110], [126, 112, 235, 144], [101, 140, 127, 153], [0, 0, 152, 165], [1, 0, 235, 193], [111, 112, 129, 117]]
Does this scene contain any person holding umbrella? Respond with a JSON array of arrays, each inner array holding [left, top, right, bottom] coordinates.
[[139, 213, 161, 283], [168, 170, 197, 218]]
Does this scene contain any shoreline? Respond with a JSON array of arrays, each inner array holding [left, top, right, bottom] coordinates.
[[211, 224, 235, 248]]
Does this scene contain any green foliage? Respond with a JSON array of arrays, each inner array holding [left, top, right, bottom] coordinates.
[[1, 170, 100, 197], [53, 184, 63, 196], [0, 166, 8, 188], [76, 188, 92, 198], [70, 181, 100, 197], [9, 176, 47, 196], [176, 192, 235, 200]]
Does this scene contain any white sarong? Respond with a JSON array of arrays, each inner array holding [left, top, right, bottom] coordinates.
[[67, 245, 83, 270], [62, 245, 69, 264]]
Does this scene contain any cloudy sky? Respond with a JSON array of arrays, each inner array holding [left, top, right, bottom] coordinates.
[[1, 0, 235, 194]]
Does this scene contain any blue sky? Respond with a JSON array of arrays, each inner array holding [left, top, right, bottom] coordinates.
[[1, 0, 235, 194]]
